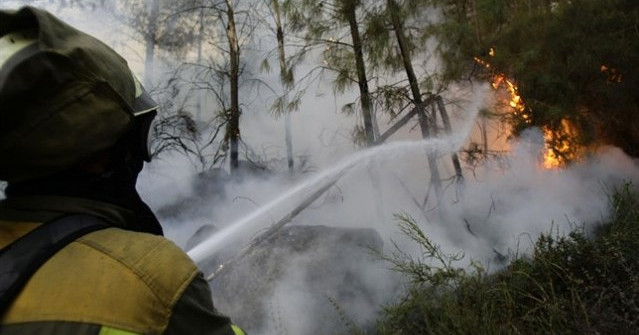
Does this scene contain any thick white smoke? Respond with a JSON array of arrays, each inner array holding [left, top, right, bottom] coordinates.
[[138, 84, 639, 333]]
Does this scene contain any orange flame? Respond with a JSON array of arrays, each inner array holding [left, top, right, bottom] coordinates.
[[541, 119, 579, 169], [491, 74, 529, 121], [476, 48, 575, 169], [542, 128, 563, 169]]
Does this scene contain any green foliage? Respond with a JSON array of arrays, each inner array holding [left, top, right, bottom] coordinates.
[[268, 91, 303, 118], [329, 49, 358, 93], [260, 58, 272, 73], [372, 85, 411, 119], [434, 0, 639, 157], [364, 0, 439, 85], [384, 213, 466, 288], [377, 184, 639, 335]]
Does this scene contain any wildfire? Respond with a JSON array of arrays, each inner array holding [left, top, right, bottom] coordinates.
[[541, 119, 580, 169], [476, 48, 531, 124], [542, 128, 565, 169], [490, 74, 529, 123], [476, 48, 574, 169]]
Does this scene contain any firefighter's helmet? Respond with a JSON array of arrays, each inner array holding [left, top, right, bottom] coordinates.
[[0, 6, 158, 182]]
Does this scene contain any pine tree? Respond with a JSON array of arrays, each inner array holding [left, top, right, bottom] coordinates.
[[433, 0, 639, 158], [270, 0, 296, 172], [283, 0, 378, 145]]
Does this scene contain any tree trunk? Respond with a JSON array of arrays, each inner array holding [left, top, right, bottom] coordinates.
[[196, 4, 205, 120], [273, 0, 294, 173], [344, 1, 375, 145], [285, 113, 294, 173], [436, 95, 464, 186], [144, 0, 160, 88], [482, 117, 488, 157], [388, 0, 442, 199], [374, 96, 436, 145], [226, 0, 240, 173]]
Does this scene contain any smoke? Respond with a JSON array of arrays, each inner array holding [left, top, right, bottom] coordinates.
[[3, 2, 639, 333], [138, 78, 639, 333], [434, 129, 639, 265]]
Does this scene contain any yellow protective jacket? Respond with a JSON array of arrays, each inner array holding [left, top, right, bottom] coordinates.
[[0, 196, 239, 335]]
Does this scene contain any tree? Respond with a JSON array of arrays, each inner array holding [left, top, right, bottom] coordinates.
[[434, 0, 639, 159], [343, 0, 377, 144], [260, 0, 297, 173], [223, 0, 242, 172], [365, 0, 471, 198], [88, 0, 201, 87], [284, 0, 378, 145], [387, 0, 444, 196], [165, 0, 257, 174]]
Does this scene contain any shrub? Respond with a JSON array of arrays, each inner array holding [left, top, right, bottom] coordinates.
[[377, 184, 639, 335]]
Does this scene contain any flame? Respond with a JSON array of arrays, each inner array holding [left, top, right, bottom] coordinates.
[[476, 48, 530, 124], [476, 48, 577, 169], [542, 128, 564, 169], [490, 74, 531, 126], [541, 119, 579, 169]]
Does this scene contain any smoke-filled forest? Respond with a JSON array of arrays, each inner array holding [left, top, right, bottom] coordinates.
[[1, 0, 638, 334]]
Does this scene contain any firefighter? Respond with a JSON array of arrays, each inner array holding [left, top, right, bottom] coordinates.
[[0, 6, 244, 335]]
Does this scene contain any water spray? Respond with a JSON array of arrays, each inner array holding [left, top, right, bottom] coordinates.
[[187, 107, 480, 265]]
